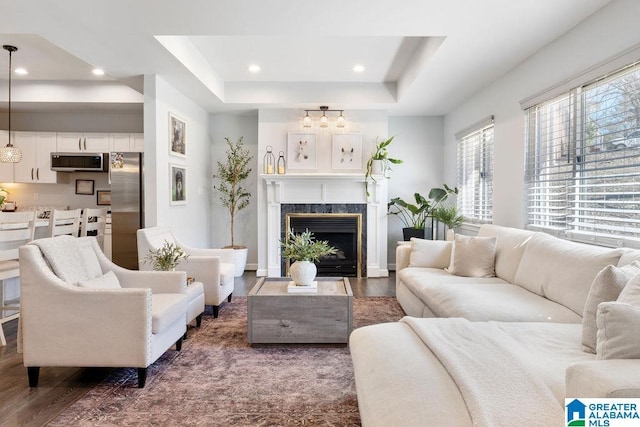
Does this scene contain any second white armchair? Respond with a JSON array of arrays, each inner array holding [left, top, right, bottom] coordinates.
[[137, 226, 235, 318]]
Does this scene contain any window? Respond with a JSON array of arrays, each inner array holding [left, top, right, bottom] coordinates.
[[525, 61, 640, 247], [456, 117, 494, 223]]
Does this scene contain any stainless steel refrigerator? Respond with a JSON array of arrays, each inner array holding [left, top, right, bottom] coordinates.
[[110, 152, 144, 270]]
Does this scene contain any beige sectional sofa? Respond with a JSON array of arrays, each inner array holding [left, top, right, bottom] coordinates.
[[350, 224, 640, 426]]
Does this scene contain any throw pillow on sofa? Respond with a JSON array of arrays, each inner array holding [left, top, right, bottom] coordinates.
[[408, 238, 453, 269], [596, 301, 640, 360], [581, 262, 640, 353], [617, 271, 640, 305], [445, 234, 497, 278]]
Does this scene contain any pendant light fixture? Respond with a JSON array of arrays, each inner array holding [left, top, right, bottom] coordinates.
[[302, 106, 346, 129], [1, 45, 22, 163]]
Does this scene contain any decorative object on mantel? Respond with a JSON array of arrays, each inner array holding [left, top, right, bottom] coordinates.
[[144, 240, 189, 271], [431, 205, 465, 240], [280, 227, 337, 286], [263, 145, 275, 174], [332, 133, 362, 171], [277, 151, 286, 174], [303, 106, 346, 128], [287, 133, 317, 170], [365, 136, 402, 197], [388, 184, 458, 241], [0, 45, 22, 163], [213, 136, 252, 276]]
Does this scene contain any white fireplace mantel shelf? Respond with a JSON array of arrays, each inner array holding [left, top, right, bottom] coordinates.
[[260, 173, 368, 183]]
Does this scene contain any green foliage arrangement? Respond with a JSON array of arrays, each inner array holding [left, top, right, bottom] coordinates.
[[431, 205, 465, 230], [388, 184, 458, 229], [279, 228, 337, 263], [145, 240, 189, 271], [365, 136, 403, 197], [0, 187, 8, 206], [213, 137, 253, 248]]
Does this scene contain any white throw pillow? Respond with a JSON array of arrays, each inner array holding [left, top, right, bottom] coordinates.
[[445, 234, 497, 278], [596, 301, 640, 360], [581, 262, 640, 353], [408, 238, 452, 269], [76, 270, 121, 289], [617, 272, 640, 306]]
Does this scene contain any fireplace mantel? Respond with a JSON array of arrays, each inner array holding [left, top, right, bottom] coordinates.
[[260, 173, 388, 278]]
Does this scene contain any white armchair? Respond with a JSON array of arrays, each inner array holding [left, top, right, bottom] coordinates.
[[19, 235, 189, 388], [137, 226, 235, 318]]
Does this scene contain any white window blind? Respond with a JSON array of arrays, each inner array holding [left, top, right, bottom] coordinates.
[[456, 119, 494, 223], [525, 61, 640, 247]]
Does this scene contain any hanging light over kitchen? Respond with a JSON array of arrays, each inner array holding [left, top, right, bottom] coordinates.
[[0, 45, 22, 163]]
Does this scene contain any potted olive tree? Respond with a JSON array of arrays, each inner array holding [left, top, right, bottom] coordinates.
[[213, 136, 253, 276], [387, 184, 458, 240]]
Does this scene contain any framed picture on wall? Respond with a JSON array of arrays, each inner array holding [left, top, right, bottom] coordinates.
[[75, 179, 95, 195], [169, 112, 186, 158], [96, 190, 111, 206], [287, 133, 317, 170], [170, 164, 186, 205], [332, 133, 362, 170]]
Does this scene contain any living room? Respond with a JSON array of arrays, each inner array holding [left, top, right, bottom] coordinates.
[[2, 0, 640, 425]]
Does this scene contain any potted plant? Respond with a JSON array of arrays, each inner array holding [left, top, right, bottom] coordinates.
[[365, 136, 402, 197], [431, 205, 465, 240], [213, 136, 253, 276], [279, 228, 337, 286], [144, 240, 189, 271], [388, 184, 458, 240]]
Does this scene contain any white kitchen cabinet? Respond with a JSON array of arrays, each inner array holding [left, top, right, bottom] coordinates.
[[13, 132, 58, 183], [109, 133, 144, 153], [0, 131, 14, 183], [57, 132, 109, 153], [131, 133, 144, 152], [109, 133, 131, 152]]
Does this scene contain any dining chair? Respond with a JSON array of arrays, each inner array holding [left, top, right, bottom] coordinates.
[[48, 208, 81, 238], [0, 210, 36, 346], [80, 208, 108, 250]]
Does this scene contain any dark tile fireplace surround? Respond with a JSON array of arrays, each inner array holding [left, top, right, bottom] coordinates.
[[281, 203, 367, 277]]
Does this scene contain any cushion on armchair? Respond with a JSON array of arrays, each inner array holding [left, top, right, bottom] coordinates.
[[32, 235, 102, 282]]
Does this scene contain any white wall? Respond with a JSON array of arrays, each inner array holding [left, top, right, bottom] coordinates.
[[143, 75, 211, 246], [387, 116, 444, 266], [255, 109, 388, 275], [209, 112, 259, 269], [443, 0, 640, 228]]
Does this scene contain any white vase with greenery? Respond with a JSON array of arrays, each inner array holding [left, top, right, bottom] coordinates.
[[144, 240, 189, 271], [280, 228, 337, 286], [213, 136, 253, 277]]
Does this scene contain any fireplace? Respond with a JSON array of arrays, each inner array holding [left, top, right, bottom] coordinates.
[[260, 173, 388, 278], [285, 213, 362, 277]]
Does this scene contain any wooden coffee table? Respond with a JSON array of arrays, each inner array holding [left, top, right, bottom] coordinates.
[[247, 277, 353, 344]]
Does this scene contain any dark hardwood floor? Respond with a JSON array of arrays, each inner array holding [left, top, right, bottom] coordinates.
[[0, 271, 395, 426]]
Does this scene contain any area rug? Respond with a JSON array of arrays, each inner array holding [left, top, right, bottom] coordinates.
[[49, 296, 405, 426]]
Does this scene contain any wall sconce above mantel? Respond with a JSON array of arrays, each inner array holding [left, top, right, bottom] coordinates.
[[303, 106, 346, 129]]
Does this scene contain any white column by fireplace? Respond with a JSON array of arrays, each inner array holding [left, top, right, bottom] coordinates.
[[260, 173, 388, 278]]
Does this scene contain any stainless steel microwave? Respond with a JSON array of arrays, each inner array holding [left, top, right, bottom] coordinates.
[[50, 152, 107, 172]]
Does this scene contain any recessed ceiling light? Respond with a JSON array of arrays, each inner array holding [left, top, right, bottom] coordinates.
[[248, 64, 261, 73], [353, 65, 365, 73], [92, 68, 105, 76], [14, 68, 27, 75]]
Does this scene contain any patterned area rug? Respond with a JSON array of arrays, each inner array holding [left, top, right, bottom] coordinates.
[[49, 296, 405, 426]]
